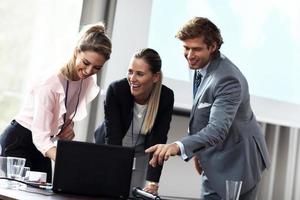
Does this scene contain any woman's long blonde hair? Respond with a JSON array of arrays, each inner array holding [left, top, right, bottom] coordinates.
[[133, 48, 163, 134], [60, 22, 112, 80]]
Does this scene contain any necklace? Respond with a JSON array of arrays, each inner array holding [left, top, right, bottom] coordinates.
[[134, 103, 147, 119], [137, 111, 144, 118], [131, 105, 147, 147], [61, 79, 83, 131]]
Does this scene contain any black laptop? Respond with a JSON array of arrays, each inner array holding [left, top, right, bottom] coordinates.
[[52, 140, 134, 199]]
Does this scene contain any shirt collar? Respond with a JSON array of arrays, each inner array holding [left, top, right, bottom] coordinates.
[[196, 61, 210, 77]]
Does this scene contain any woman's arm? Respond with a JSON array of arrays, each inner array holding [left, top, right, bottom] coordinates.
[[45, 146, 57, 161], [104, 82, 128, 145], [146, 87, 174, 182], [31, 86, 57, 158]]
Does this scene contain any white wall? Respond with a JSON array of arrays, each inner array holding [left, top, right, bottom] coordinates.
[[101, 0, 153, 88], [159, 115, 202, 198]]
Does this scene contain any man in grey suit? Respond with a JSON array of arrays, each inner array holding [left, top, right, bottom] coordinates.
[[146, 17, 270, 200]]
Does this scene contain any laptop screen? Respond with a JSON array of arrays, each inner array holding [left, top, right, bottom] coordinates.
[[52, 140, 134, 199]]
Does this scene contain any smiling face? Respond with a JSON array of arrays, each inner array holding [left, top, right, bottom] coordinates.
[[74, 49, 107, 80], [182, 37, 217, 70], [127, 57, 160, 104]]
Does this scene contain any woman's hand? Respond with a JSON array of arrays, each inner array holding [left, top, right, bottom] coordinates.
[[46, 147, 57, 161], [193, 156, 202, 175], [143, 181, 159, 195], [58, 120, 75, 140]]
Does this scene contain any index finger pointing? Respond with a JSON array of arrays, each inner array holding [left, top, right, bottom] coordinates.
[[145, 145, 158, 153]]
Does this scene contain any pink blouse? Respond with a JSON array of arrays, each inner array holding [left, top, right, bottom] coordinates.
[[15, 73, 100, 156]]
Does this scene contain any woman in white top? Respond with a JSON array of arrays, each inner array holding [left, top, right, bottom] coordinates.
[[95, 48, 174, 195], [0, 22, 112, 182]]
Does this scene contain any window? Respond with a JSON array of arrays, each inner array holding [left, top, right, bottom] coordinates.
[[0, 0, 83, 132], [148, 0, 300, 127]]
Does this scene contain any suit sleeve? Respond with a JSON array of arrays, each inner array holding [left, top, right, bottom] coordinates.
[[104, 83, 124, 145], [146, 88, 174, 182], [181, 76, 242, 159]]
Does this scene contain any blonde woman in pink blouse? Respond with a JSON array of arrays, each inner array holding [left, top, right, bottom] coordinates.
[[0, 22, 111, 182]]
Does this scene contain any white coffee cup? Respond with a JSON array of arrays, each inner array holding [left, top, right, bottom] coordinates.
[[27, 171, 47, 183]]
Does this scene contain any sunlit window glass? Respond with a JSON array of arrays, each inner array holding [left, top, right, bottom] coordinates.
[[148, 0, 300, 105], [0, 0, 83, 131]]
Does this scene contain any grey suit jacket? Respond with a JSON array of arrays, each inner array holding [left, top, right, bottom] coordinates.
[[181, 54, 271, 198]]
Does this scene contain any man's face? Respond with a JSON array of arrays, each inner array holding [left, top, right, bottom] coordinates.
[[182, 37, 216, 70]]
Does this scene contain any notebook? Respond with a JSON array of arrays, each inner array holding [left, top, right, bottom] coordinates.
[[52, 140, 134, 199]]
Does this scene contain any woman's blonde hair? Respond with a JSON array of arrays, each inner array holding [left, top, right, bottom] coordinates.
[[60, 22, 112, 80], [133, 48, 162, 134]]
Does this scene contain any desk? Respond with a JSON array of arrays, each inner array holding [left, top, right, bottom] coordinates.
[[0, 187, 119, 200], [0, 187, 202, 200]]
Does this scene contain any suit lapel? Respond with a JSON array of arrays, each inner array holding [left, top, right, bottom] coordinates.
[[190, 56, 222, 121], [190, 74, 212, 117]]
